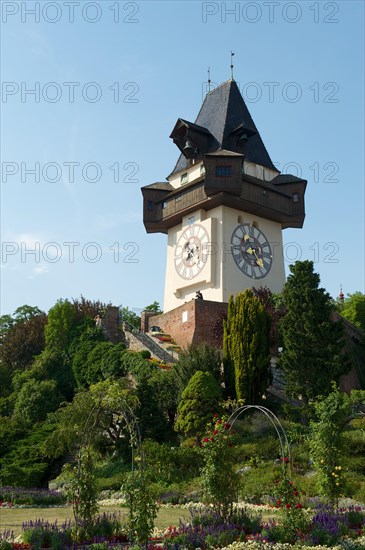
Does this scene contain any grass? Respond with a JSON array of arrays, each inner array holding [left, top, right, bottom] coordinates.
[[0, 505, 190, 537]]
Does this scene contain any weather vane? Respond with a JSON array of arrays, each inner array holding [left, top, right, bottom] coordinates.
[[208, 66, 211, 92], [230, 51, 235, 80]]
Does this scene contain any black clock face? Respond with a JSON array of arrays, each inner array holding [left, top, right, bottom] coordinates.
[[231, 224, 272, 279], [174, 224, 210, 280]]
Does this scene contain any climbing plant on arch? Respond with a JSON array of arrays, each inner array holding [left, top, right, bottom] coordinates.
[[200, 404, 293, 521]]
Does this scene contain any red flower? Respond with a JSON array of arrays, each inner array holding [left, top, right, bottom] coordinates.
[[213, 430, 218, 435], [224, 423, 231, 429], [296, 503, 302, 509], [216, 419, 221, 424], [277, 499, 281, 506], [227, 441, 233, 447], [294, 491, 298, 496], [213, 413, 219, 418], [286, 503, 291, 509]]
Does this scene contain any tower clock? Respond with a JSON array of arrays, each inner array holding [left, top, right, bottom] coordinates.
[[142, 78, 306, 313]]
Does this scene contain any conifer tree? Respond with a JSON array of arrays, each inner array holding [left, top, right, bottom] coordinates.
[[175, 371, 222, 440], [223, 289, 271, 403], [279, 261, 350, 404]]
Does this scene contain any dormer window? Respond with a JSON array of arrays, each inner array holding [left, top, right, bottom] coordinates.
[[216, 165, 232, 177], [200, 164, 206, 176], [181, 173, 188, 185]]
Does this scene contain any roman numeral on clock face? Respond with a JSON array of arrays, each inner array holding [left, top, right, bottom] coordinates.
[[174, 223, 210, 280], [230, 223, 273, 279]]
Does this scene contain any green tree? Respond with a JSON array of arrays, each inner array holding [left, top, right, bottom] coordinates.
[[83, 341, 114, 386], [12, 348, 75, 401], [0, 314, 15, 339], [119, 306, 141, 329], [173, 344, 222, 396], [309, 384, 365, 505], [70, 327, 106, 389], [45, 378, 139, 457], [175, 371, 222, 441], [13, 305, 44, 323], [100, 342, 127, 379], [144, 301, 161, 313], [13, 379, 61, 427], [32, 348, 74, 400], [45, 299, 78, 351], [279, 261, 351, 404], [136, 371, 174, 442], [0, 423, 58, 487], [223, 289, 271, 403], [340, 292, 365, 332]]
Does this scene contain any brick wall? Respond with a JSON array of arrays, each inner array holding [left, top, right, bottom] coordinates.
[[151, 299, 228, 350]]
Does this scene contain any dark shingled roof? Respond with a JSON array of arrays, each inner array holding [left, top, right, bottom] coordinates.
[[271, 174, 306, 185], [143, 182, 174, 191], [171, 80, 276, 175]]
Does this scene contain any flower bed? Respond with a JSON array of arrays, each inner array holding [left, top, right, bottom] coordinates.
[[0, 487, 66, 507], [1, 496, 365, 548]]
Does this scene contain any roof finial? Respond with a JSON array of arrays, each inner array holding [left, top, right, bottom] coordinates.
[[230, 51, 235, 80], [208, 66, 211, 92]]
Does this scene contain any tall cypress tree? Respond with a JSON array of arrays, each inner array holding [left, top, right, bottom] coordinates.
[[279, 261, 350, 404], [223, 289, 271, 403]]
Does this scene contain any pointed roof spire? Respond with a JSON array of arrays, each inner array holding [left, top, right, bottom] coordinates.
[[170, 79, 276, 175], [207, 66, 211, 93]]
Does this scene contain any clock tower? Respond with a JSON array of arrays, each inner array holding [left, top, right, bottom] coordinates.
[[142, 79, 306, 315]]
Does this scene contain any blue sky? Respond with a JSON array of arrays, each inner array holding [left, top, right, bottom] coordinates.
[[1, 0, 364, 315]]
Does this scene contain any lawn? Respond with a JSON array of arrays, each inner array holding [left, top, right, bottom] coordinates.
[[0, 506, 190, 537]]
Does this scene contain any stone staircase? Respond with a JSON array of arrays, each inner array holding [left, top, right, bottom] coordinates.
[[123, 322, 178, 363]]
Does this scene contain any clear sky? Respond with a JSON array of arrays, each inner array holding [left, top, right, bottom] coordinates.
[[1, 0, 364, 315]]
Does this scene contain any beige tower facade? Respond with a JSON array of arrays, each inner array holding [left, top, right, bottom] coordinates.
[[142, 80, 306, 314]]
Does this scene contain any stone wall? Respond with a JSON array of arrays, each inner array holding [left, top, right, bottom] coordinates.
[[150, 299, 228, 350], [101, 306, 125, 344]]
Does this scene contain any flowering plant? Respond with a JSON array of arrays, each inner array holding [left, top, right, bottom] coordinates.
[[270, 478, 309, 544], [200, 414, 239, 518]]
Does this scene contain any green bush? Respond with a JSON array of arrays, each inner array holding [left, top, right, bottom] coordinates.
[[98, 472, 126, 491], [237, 435, 280, 462], [139, 349, 151, 359], [239, 463, 282, 503]]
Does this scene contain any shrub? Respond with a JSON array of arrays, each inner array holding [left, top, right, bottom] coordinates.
[[239, 463, 282, 503], [139, 350, 151, 359], [0, 487, 66, 506]]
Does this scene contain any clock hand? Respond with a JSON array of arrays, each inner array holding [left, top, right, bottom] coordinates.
[[251, 247, 264, 268]]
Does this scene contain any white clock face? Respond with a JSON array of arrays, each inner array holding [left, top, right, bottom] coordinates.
[[231, 223, 272, 279], [174, 223, 210, 280]]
